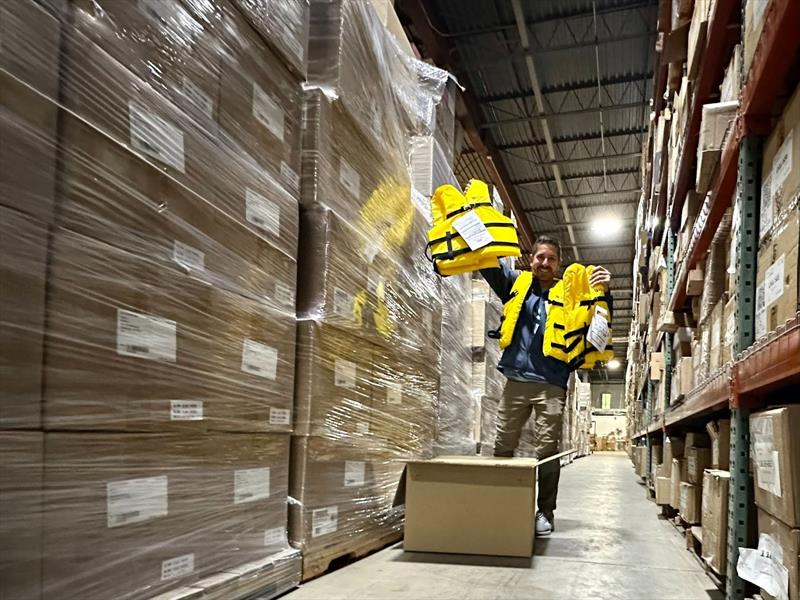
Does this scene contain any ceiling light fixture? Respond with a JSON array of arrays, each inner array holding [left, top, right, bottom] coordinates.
[[592, 215, 623, 237], [608, 359, 621, 370]]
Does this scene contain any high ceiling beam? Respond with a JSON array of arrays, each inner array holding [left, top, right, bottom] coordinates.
[[513, 167, 639, 186], [479, 72, 653, 102]]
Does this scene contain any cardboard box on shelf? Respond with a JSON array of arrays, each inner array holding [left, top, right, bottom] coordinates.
[[671, 457, 689, 508], [696, 102, 739, 194], [750, 406, 800, 528], [687, 446, 712, 484], [656, 476, 673, 505], [756, 209, 799, 340], [686, 2, 708, 80], [0, 207, 48, 429], [743, 0, 769, 76], [0, 431, 43, 600], [686, 432, 711, 448], [687, 268, 705, 296], [723, 293, 737, 363], [677, 356, 695, 396], [43, 432, 291, 600], [679, 482, 701, 524], [404, 456, 538, 557], [658, 436, 686, 479], [720, 44, 742, 103], [756, 508, 800, 600], [707, 419, 731, 470], [702, 469, 730, 576]]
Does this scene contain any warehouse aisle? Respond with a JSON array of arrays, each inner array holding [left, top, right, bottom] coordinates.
[[284, 453, 722, 600]]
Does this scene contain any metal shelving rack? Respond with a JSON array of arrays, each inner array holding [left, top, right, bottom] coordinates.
[[631, 1, 800, 598]]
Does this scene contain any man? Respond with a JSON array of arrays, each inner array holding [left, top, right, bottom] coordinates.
[[481, 235, 611, 536]]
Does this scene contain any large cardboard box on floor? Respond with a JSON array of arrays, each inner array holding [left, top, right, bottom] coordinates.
[[0, 431, 43, 600], [679, 482, 702, 524], [658, 436, 686, 479], [702, 469, 730, 576], [404, 456, 538, 557], [750, 406, 800, 528], [757, 509, 800, 600], [43, 432, 291, 600], [671, 457, 689, 508], [656, 476, 672, 505]]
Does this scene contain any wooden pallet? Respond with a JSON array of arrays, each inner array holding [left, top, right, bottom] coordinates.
[[301, 529, 402, 582], [683, 525, 726, 591]]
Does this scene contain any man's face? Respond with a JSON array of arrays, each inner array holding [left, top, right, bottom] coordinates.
[[531, 243, 561, 282]]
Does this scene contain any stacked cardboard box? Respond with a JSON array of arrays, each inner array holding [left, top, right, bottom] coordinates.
[[696, 102, 738, 194], [750, 406, 800, 600], [702, 470, 730, 575], [2, 1, 307, 598]]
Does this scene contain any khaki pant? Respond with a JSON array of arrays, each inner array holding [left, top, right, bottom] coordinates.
[[494, 379, 566, 516]]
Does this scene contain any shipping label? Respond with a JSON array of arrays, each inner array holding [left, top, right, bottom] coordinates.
[[764, 254, 785, 307], [170, 400, 203, 421], [234, 467, 271, 504], [587, 306, 610, 351], [339, 159, 361, 199], [107, 475, 168, 528], [129, 101, 185, 172], [269, 407, 291, 426], [117, 309, 177, 363], [241, 339, 278, 380], [751, 416, 782, 498], [772, 133, 794, 192], [172, 240, 205, 272], [252, 83, 285, 140], [263, 527, 287, 548], [311, 506, 338, 537], [356, 421, 370, 435], [245, 188, 281, 237], [161, 554, 195, 581], [182, 76, 215, 120], [344, 461, 366, 487], [334, 359, 357, 389]]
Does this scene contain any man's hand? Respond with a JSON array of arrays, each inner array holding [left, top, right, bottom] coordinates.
[[590, 266, 611, 291]]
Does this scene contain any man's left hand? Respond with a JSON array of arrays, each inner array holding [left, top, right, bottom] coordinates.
[[590, 266, 612, 291]]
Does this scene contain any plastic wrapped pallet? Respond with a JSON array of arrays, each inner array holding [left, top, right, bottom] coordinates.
[[410, 135, 460, 198], [2, 1, 305, 598], [696, 101, 738, 194]]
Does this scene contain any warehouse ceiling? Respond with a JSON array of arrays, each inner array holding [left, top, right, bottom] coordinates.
[[397, 0, 659, 382]]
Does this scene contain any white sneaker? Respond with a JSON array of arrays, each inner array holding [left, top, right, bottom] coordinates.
[[535, 511, 553, 537]]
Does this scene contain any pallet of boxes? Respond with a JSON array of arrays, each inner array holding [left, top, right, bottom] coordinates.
[[2, 0, 310, 597]]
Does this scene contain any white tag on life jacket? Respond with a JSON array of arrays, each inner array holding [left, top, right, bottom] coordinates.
[[452, 210, 493, 250], [587, 306, 610, 351]]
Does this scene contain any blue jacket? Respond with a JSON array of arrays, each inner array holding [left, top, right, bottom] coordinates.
[[480, 264, 572, 388]]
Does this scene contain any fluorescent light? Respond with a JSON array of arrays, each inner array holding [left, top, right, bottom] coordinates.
[[592, 215, 623, 237], [608, 359, 621, 370]]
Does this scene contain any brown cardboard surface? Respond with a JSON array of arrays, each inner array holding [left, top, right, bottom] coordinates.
[[708, 419, 731, 470], [404, 457, 537, 557], [0, 207, 48, 428], [750, 406, 800, 528], [0, 431, 43, 600], [671, 458, 688, 508], [42, 432, 290, 600], [758, 508, 800, 600], [656, 476, 672, 505], [687, 447, 712, 485], [702, 469, 730, 576], [757, 210, 800, 337], [679, 482, 701, 524], [762, 87, 800, 223], [44, 228, 296, 433]]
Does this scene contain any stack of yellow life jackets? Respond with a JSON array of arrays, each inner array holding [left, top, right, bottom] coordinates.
[[426, 179, 521, 276], [496, 264, 614, 370]]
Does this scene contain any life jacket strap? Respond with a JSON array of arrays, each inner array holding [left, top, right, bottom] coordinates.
[[445, 202, 493, 219]]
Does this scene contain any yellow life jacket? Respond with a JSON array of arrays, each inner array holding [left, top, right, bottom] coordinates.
[[494, 265, 614, 370], [426, 179, 521, 277]]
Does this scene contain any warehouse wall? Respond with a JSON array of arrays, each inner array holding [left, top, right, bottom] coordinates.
[[591, 383, 625, 410], [592, 414, 626, 438]]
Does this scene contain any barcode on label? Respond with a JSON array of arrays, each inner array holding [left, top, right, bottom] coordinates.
[[129, 100, 185, 172], [170, 400, 203, 421], [107, 476, 168, 528], [161, 553, 195, 581], [264, 527, 286, 548], [280, 161, 300, 192], [252, 83, 285, 140], [311, 506, 338, 537], [344, 461, 366, 487], [241, 339, 278, 380], [334, 359, 357, 389], [333, 287, 353, 320], [245, 188, 281, 237], [269, 408, 291, 426], [182, 76, 214, 120]]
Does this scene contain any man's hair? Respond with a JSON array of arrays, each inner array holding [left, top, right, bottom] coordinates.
[[532, 235, 561, 258]]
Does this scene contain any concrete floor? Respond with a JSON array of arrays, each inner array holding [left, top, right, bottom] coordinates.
[[284, 452, 723, 600]]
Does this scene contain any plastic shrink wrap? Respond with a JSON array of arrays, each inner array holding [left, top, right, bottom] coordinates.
[[2, 0, 306, 597]]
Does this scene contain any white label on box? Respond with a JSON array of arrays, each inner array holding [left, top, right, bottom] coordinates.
[[333, 287, 354, 320], [344, 461, 366, 487], [411, 188, 432, 224], [245, 188, 281, 237], [712, 319, 722, 347], [182, 76, 214, 120], [772, 133, 793, 191], [161, 553, 195, 581], [386, 381, 403, 405], [356, 421, 370, 434], [587, 306, 610, 351], [764, 254, 785, 306], [241, 339, 278, 380], [107, 476, 168, 528], [263, 527, 287, 548], [234, 467, 270, 504], [269, 408, 291, 426], [312, 506, 338, 537], [172, 240, 205, 272], [280, 161, 300, 192], [371, 108, 383, 137], [725, 310, 736, 348], [334, 359, 357, 389], [339, 160, 361, 198], [129, 101, 185, 172], [138, 0, 173, 24], [117, 309, 177, 363], [252, 83, 285, 140], [755, 283, 767, 339], [752, 416, 782, 498], [367, 268, 382, 295], [760, 172, 773, 240], [170, 400, 203, 421], [737, 534, 790, 600], [274, 281, 295, 311], [452, 210, 492, 250]]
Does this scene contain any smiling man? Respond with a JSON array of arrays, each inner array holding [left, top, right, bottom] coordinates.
[[480, 235, 611, 537]]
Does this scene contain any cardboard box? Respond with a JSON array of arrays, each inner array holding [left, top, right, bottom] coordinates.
[[671, 457, 689, 508], [744, 0, 769, 76], [0, 431, 43, 600], [707, 419, 731, 470], [0, 207, 48, 428], [709, 299, 726, 371], [756, 209, 799, 340], [44, 228, 296, 433], [43, 432, 290, 600], [686, 3, 708, 80], [677, 356, 695, 396], [687, 447, 713, 484], [680, 482, 701, 524], [0, 0, 62, 224], [757, 508, 800, 600], [686, 432, 711, 448], [687, 268, 705, 296], [723, 294, 737, 363], [702, 469, 730, 576], [659, 436, 686, 480], [750, 406, 800, 528], [696, 102, 738, 194], [404, 456, 537, 557], [720, 44, 743, 103], [656, 476, 673, 505]]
